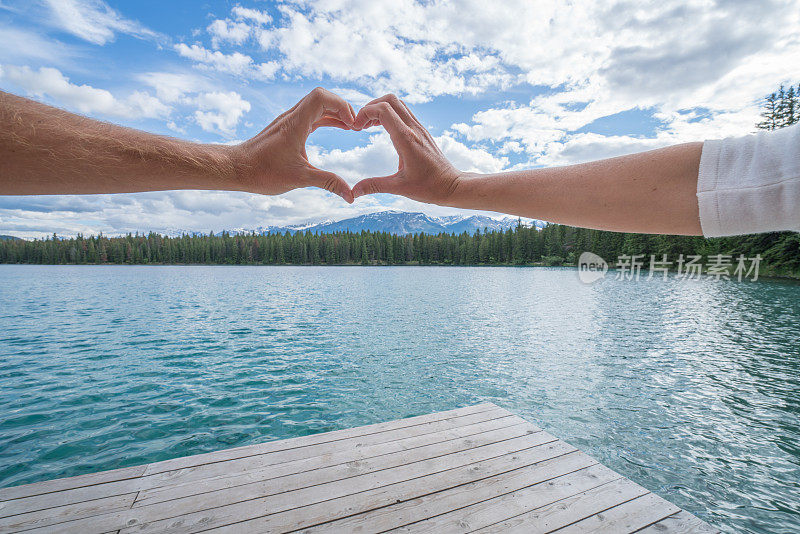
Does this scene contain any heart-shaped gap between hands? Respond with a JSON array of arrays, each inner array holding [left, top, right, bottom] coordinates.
[[230, 88, 462, 207]]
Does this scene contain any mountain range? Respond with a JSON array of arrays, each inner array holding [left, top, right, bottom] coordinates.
[[239, 211, 545, 236]]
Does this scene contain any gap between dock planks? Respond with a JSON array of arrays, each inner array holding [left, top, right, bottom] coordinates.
[[0, 403, 719, 534]]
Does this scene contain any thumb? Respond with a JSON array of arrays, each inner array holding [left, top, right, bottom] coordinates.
[[305, 168, 354, 204], [352, 174, 403, 199]]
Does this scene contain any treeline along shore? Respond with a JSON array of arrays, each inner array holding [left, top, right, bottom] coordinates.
[[1, 225, 798, 278]]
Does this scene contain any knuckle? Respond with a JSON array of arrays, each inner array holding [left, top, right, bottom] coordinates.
[[323, 176, 338, 193], [277, 117, 293, 136], [309, 87, 326, 102], [385, 93, 400, 104], [377, 102, 392, 114]]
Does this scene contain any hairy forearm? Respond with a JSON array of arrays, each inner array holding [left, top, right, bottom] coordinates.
[[449, 142, 704, 235], [0, 91, 242, 195]]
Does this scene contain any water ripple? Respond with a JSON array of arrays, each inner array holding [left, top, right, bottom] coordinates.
[[0, 265, 798, 533]]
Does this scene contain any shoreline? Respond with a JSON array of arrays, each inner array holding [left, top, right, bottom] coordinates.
[[2, 261, 798, 282]]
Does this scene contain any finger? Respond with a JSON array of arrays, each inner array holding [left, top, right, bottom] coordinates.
[[358, 118, 380, 129], [312, 116, 350, 127], [360, 95, 433, 143], [353, 102, 415, 148], [311, 116, 352, 132], [297, 87, 355, 130], [352, 174, 404, 199], [399, 99, 422, 125], [362, 94, 415, 127], [262, 99, 303, 132], [398, 99, 436, 143], [304, 167, 354, 204]]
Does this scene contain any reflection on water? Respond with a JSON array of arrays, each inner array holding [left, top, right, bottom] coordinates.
[[0, 265, 798, 533]]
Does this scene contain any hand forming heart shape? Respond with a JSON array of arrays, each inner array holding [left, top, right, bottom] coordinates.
[[230, 87, 358, 203], [228, 88, 462, 208]]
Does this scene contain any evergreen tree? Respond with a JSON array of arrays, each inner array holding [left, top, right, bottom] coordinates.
[[782, 85, 796, 127], [757, 91, 779, 130]]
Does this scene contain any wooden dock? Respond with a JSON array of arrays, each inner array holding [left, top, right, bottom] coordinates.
[[0, 403, 719, 533]]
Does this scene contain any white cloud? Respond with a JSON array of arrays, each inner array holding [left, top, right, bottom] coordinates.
[[125, 90, 171, 119], [448, 75, 772, 167], [255, 61, 280, 79], [203, 6, 272, 47], [232, 0, 793, 108], [490, 106, 763, 167], [0, 191, 296, 239], [307, 133, 399, 185], [253, 2, 518, 103], [306, 131, 507, 185], [231, 6, 271, 26], [235, 0, 799, 163], [0, 24, 75, 64], [442, 0, 799, 166], [137, 71, 255, 136], [3, 0, 799, 236], [202, 6, 272, 50], [175, 43, 253, 76], [437, 135, 508, 174], [137, 71, 208, 103], [450, 101, 568, 160], [0, 189, 443, 239], [190, 0, 798, 109], [207, 19, 251, 48], [43, 0, 157, 45], [166, 121, 186, 134], [330, 87, 374, 106], [174, 43, 279, 80], [0, 65, 169, 119], [194, 91, 251, 136]]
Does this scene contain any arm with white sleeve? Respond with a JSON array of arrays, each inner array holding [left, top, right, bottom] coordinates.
[[351, 94, 800, 237], [697, 123, 800, 236]]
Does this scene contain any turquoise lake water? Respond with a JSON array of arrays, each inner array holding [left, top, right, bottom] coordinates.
[[0, 265, 798, 532]]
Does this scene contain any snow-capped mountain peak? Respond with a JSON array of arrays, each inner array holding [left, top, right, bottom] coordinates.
[[242, 211, 545, 236]]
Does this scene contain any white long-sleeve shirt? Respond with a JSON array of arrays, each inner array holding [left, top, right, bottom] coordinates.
[[697, 122, 800, 237]]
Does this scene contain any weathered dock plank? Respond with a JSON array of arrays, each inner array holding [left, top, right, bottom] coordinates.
[[1, 405, 511, 519], [0, 403, 719, 534]]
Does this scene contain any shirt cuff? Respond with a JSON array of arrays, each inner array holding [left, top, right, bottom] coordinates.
[[697, 124, 800, 237], [696, 139, 724, 237]]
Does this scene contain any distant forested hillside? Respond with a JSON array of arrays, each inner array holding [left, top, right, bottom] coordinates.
[[1, 224, 798, 277], [1, 84, 798, 277]]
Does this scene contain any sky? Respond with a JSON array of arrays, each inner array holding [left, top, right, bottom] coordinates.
[[0, 0, 798, 238]]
